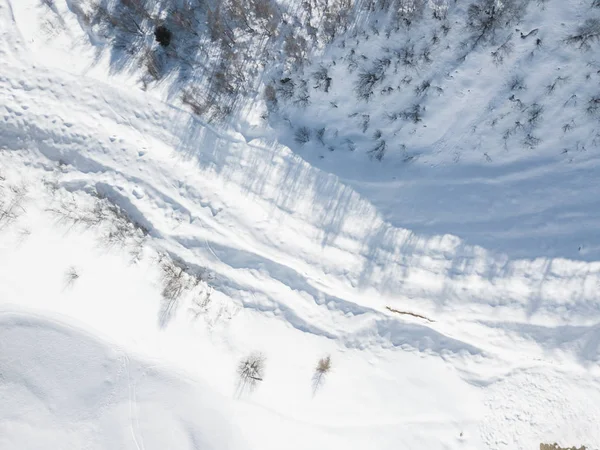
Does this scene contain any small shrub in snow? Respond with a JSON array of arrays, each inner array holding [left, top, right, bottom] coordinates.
[[237, 352, 265, 393], [313, 67, 332, 92], [491, 37, 514, 65], [312, 355, 332, 395], [401, 104, 424, 123], [355, 71, 382, 101], [527, 103, 544, 126], [394, 44, 417, 69], [64, 266, 79, 289], [508, 75, 526, 91], [562, 120, 575, 133], [415, 79, 431, 95], [523, 133, 541, 149], [586, 95, 600, 118], [293, 80, 310, 108], [355, 58, 389, 101], [316, 127, 326, 145], [368, 139, 387, 161], [294, 127, 311, 144], [361, 114, 371, 133], [276, 78, 295, 100], [545, 76, 569, 95]]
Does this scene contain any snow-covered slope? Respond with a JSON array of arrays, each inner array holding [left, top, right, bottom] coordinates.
[[0, 311, 244, 450], [1, 0, 600, 449]]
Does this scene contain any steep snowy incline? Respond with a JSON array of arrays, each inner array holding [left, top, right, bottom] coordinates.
[[2, 25, 600, 344], [264, 0, 600, 262]]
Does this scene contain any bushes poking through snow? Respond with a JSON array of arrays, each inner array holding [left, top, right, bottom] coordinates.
[[294, 126, 311, 144], [414, 79, 431, 96], [546, 76, 570, 95], [368, 139, 387, 161], [0, 183, 27, 230], [491, 37, 514, 65], [401, 104, 424, 123], [466, 0, 527, 49], [313, 67, 333, 92], [157, 254, 208, 327], [566, 18, 600, 50], [587, 95, 600, 118], [355, 58, 390, 101], [527, 103, 544, 127], [316, 127, 326, 145], [276, 77, 295, 100], [181, 87, 233, 123], [43, 181, 213, 327], [77, 0, 298, 121], [508, 75, 526, 92], [47, 192, 148, 262], [539, 444, 586, 450], [235, 352, 335, 397], [361, 114, 371, 133], [293, 80, 311, 108]]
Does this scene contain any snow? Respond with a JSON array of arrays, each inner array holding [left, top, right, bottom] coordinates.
[[1, 0, 600, 449]]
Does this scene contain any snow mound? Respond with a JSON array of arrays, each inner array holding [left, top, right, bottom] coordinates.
[[0, 310, 244, 450]]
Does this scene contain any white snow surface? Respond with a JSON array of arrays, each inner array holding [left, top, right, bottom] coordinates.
[[1, 1, 600, 449]]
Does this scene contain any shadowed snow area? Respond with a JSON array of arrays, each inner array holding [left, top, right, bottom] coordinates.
[[1, 0, 600, 449]]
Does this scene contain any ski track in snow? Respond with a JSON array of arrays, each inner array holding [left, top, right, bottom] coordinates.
[[1, 0, 600, 449]]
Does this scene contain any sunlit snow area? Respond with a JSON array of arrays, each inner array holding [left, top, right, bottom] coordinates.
[[1, 0, 600, 449]]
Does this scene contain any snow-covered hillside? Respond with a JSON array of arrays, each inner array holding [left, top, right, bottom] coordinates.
[[1, 0, 600, 449]]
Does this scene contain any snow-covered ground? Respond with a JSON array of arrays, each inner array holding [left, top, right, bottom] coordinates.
[[1, 0, 600, 449]]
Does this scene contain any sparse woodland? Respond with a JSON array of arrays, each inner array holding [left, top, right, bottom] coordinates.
[[64, 0, 600, 165]]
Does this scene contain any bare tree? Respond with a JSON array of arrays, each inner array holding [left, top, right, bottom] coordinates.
[[236, 352, 266, 395], [311, 355, 332, 395], [64, 266, 80, 289], [158, 255, 203, 327]]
